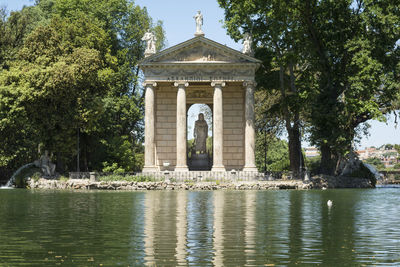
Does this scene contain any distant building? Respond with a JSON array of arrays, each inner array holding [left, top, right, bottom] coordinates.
[[304, 145, 399, 168], [304, 147, 320, 158], [356, 146, 399, 168]]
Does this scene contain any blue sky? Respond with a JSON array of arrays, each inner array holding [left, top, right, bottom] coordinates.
[[2, 0, 399, 148]]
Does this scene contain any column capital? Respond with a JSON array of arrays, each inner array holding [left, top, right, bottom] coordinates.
[[211, 81, 226, 87], [174, 81, 189, 87], [143, 81, 157, 87], [243, 81, 257, 87]]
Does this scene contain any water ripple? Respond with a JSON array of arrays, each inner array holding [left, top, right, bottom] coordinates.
[[1, 189, 400, 265]]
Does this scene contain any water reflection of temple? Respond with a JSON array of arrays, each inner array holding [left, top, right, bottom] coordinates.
[[141, 190, 360, 266], [142, 191, 255, 266]]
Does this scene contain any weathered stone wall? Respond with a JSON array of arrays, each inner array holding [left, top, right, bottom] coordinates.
[[154, 83, 246, 171], [311, 175, 374, 189], [27, 178, 312, 190], [223, 84, 245, 170], [25, 175, 373, 190], [155, 84, 177, 169]]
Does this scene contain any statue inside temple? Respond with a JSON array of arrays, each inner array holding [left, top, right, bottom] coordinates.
[[194, 113, 208, 154]]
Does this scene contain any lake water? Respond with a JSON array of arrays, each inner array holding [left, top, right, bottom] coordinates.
[[0, 188, 399, 266]]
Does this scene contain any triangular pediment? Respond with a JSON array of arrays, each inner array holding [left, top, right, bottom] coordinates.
[[140, 36, 261, 65]]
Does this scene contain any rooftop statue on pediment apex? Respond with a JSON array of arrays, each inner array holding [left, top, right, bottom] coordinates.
[[194, 11, 204, 36]]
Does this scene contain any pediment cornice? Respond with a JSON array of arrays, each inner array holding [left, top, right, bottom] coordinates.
[[140, 36, 261, 67]]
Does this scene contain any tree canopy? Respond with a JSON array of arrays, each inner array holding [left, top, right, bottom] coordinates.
[[218, 0, 400, 175], [0, 0, 165, 179]]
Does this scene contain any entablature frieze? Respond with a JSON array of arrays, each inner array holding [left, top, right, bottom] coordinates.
[[141, 65, 257, 82]]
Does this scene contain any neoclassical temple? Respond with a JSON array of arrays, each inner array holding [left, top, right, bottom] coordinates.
[[140, 15, 260, 174]]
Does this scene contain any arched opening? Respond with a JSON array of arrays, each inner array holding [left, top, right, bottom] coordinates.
[[187, 104, 212, 170]]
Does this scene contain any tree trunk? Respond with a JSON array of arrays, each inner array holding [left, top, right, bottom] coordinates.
[[320, 143, 335, 175], [287, 62, 303, 179], [287, 122, 303, 178], [263, 128, 268, 173], [55, 152, 64, 174], [279, 62, 304, 179], [82, 133, 88, 172]]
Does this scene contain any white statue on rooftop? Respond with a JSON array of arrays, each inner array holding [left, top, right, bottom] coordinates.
[[194, 11, 204, 36], [242, 33, 253, 55], [142, 31, 157, 57]]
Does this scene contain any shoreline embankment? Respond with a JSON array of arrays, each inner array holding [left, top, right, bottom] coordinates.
[[26, 175, 374, 190]]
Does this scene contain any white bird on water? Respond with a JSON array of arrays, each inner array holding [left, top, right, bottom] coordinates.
[[327, 200, 333, 208]]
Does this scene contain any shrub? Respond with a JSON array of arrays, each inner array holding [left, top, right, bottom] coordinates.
[[102, 162, 126, 174], [31, 172, 42, 182], [305, 156, 321, 176], [59, 176, 69, 182]]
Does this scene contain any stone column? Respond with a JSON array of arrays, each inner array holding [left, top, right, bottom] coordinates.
[[143, 81, 158, 172], [243, 81, 258, 172], [211, 82, 225, 172], [174, 82, 189, 172]]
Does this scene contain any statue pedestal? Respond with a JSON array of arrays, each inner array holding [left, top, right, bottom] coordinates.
[[189, 153, 211, 171]]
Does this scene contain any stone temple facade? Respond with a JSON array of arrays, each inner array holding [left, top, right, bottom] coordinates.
[[140, 33, 260, 174]]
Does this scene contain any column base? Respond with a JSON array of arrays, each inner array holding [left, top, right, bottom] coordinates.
[[242, 166, 259, 173], [174, 166, 189, 172], [142, 166, 159, 173], [211, 166, 226, 172]]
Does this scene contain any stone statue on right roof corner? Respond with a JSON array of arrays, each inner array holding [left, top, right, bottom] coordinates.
[[242, 33, 253, 56]]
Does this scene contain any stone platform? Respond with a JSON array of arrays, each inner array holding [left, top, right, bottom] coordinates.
[[138, 170, 264, 181], [27, 178, 311, 190], [26, 174, 374, 190], [189, 153, 211, 171]]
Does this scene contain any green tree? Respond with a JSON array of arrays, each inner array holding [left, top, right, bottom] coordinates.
[[297, 0, 400, 174], [364, 157, 385, 170], [0, 15, 114, 168], [0, 5, 48, 178], [218, 0, 314, 177], [0, 5, 46, 69], [395, 144, 400, 158], [0, 0, 165, 179], [256, 135, 290, 172], [218, 0, 400, 175]]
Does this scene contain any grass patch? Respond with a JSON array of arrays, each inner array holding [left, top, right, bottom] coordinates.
[[59, 176, 69, 182]]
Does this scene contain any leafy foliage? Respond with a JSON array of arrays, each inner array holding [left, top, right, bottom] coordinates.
[[0, 0, 164, 179], [218, 0, 400, 175], [256, 135, 290, 172], [364, 157, 385, 170]]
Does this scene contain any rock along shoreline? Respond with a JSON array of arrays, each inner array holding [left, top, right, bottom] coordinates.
[[26, 175, 374, 190]]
